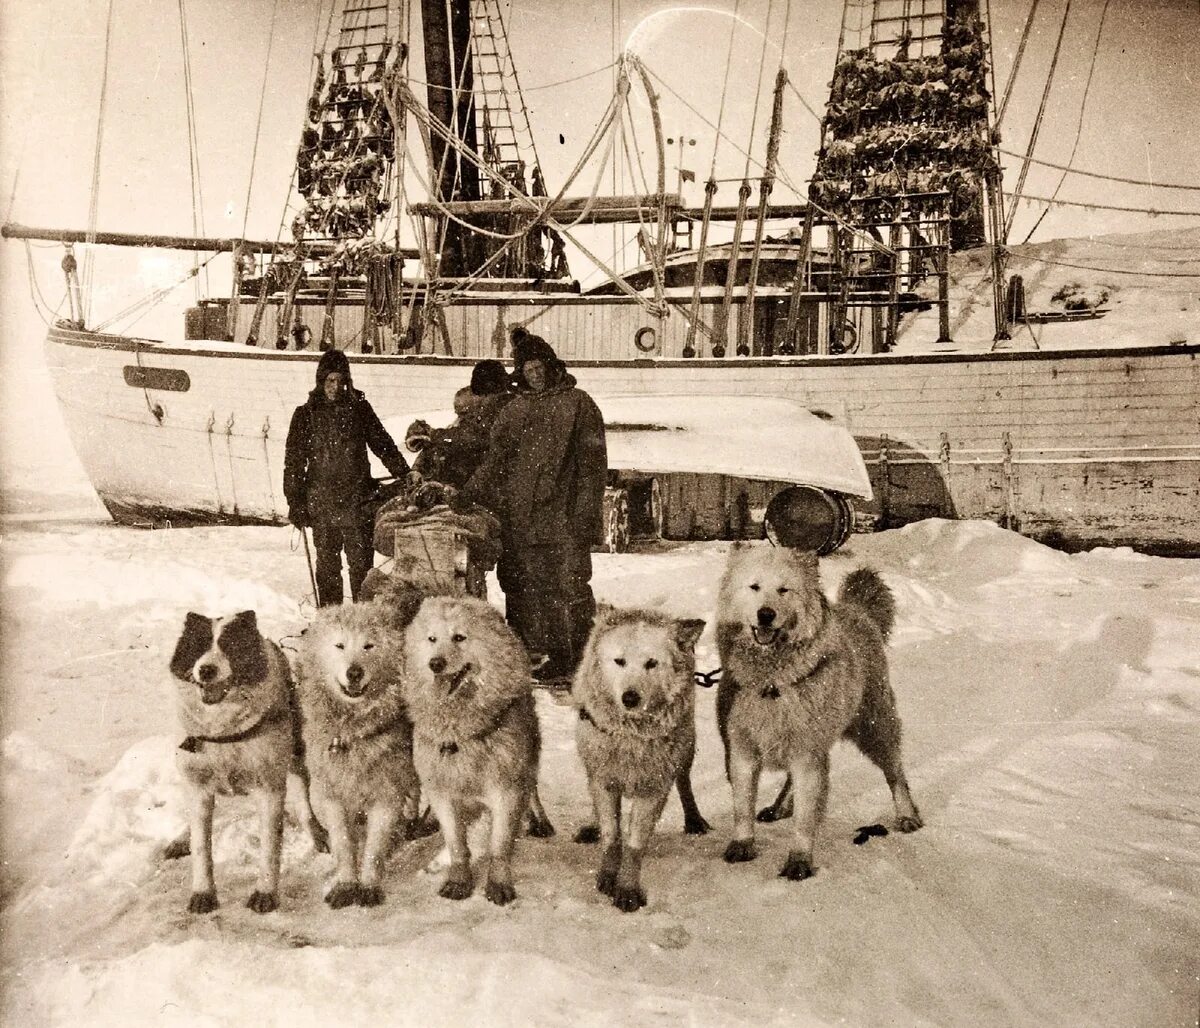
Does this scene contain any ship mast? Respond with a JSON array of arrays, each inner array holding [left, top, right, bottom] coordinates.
[[808, 0, 1009, 346]]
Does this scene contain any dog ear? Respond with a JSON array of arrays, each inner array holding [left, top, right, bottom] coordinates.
[[220, 611, 269, 684], [674, 618, 705, 653], [231, 610, 259, 634], [591, 602, 618, 629], [170, 612, 212, 680]]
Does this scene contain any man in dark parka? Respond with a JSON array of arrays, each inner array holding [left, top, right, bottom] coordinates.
[[463, 330, 607, 679], [284, 348, 409, 605]]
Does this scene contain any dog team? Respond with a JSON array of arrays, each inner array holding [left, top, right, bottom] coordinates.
[[169, 543, 923, 915]]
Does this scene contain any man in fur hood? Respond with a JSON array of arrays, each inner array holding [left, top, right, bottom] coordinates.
[[284, 348, 409, 605], [410, 360, 513, 489], [463, 329, 607, 679]]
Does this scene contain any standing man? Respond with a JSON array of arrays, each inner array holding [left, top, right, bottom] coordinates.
[[284, 348, 409, 605], [463, 328, 607, 681]]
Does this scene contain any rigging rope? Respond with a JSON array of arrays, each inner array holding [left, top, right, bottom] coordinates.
[[1007, 191, 1200, 218], [83, 0, 117, 326], [709, 0, 742, 181], [1004, 0, 1073, 239], [996, 148, 1200, 192], [177, 0, 209, 298], [242, 0, 281, 238], [996, 0, 1040, 129], [1021, 0, 1112, 244], [741, 0, 773, 180], [1007, 251, 1200, 279]]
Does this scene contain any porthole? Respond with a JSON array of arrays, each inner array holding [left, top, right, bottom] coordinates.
[[634, 326, 657, 353]]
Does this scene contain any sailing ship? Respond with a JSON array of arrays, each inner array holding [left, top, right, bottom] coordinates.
[[3, 0, 1197, 553]]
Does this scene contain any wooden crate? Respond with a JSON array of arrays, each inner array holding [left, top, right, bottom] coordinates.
[[392, 524, 488, 598]]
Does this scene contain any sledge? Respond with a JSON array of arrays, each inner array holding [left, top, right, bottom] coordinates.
[[383, 393, 872, 554]]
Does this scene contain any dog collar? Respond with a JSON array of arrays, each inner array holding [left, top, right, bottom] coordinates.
[[328, 713, 409, 756], [576, 702, 682, 743], [430, 696, 520, 756], [761, 653, 829, 699], [179, 705, 288, 753]]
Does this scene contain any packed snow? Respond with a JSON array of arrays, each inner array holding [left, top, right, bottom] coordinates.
[[2, 393, 1198, 1026]]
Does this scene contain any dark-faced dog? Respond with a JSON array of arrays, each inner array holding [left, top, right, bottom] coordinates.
[[168, 610, 326, 914]]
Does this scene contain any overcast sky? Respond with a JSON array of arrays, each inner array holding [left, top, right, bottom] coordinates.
[[1, 0, 1197, 337]]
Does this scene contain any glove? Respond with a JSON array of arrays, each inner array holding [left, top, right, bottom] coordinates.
[[405, 419, 432, 452], [288, 506, 310, 528]]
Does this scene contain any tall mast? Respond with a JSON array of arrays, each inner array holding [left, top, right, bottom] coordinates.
[[421, 0, 479, 276]]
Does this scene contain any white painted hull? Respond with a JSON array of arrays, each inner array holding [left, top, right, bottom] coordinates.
[[45, 326, 1200, 553]]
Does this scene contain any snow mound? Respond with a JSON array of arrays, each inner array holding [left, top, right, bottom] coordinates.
[[64, 737, 189, 884]]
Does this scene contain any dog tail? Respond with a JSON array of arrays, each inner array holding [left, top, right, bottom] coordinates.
[[838, 568, 895, 640]]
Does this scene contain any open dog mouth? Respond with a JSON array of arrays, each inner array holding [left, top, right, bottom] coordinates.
[[340, 681, 369, 699], [442, 663, 474, 695], [751, 625, 781, 646]]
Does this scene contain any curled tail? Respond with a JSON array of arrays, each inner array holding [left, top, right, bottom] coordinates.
[[838, 568, 895, 640]]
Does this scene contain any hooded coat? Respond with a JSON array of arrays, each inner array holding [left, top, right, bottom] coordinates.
[[283, 350, 409, 527], [463, 366, 606, 546]]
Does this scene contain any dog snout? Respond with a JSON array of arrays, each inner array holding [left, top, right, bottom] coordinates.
[[345, 664, 364, 686], [621, 689, 641, 710], [757, 606, 776, 627], [196, 663, 219, 683], [428, 655, 447, 674]]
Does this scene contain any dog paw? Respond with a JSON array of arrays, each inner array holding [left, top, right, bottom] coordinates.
[[612, 886, 646, 913], [485, 880, 516, 906], [723, 839, 757, 863], [163, 837, 191, 860], [357, 885, 384, 907], [574, 824, 601, 845], [778, 852, 814, 881], [595, 867, 618, 896], [439, 878, 474, 901], [325, 881, 361, 909], [246, 890, 278, 914], [526, 815, 556, 839], [187, 890, 218, 914], [683, 814, 712, 835], [896, 813, 924, 833]]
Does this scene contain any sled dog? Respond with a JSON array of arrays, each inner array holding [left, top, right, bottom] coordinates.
[[404, 595, 542, 905], [716, 544, 922, 881], [169, 609, 326, 914], [294, 600, 421, 908], [573, 608, 706, 911]]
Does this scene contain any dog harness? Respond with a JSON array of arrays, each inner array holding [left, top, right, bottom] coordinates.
[[179, 705, 289, 753]]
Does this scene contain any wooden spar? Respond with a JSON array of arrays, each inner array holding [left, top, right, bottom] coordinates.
[[408, 196, 812, 224], [0, 222, 421, 259]]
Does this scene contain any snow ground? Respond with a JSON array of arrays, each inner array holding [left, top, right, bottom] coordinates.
[[1, 227, 1198, 1025], [1, 475, 1198, 1025]]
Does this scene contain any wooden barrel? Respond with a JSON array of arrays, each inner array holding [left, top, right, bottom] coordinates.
[[764, 486, 853, 555]]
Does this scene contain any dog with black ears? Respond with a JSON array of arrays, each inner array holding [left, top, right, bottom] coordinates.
[[168, 610, 327, 914]]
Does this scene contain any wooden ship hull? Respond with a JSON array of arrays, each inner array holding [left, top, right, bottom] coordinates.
[[18, 0, 1200, 554], [47, 320, 1200, 554]]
